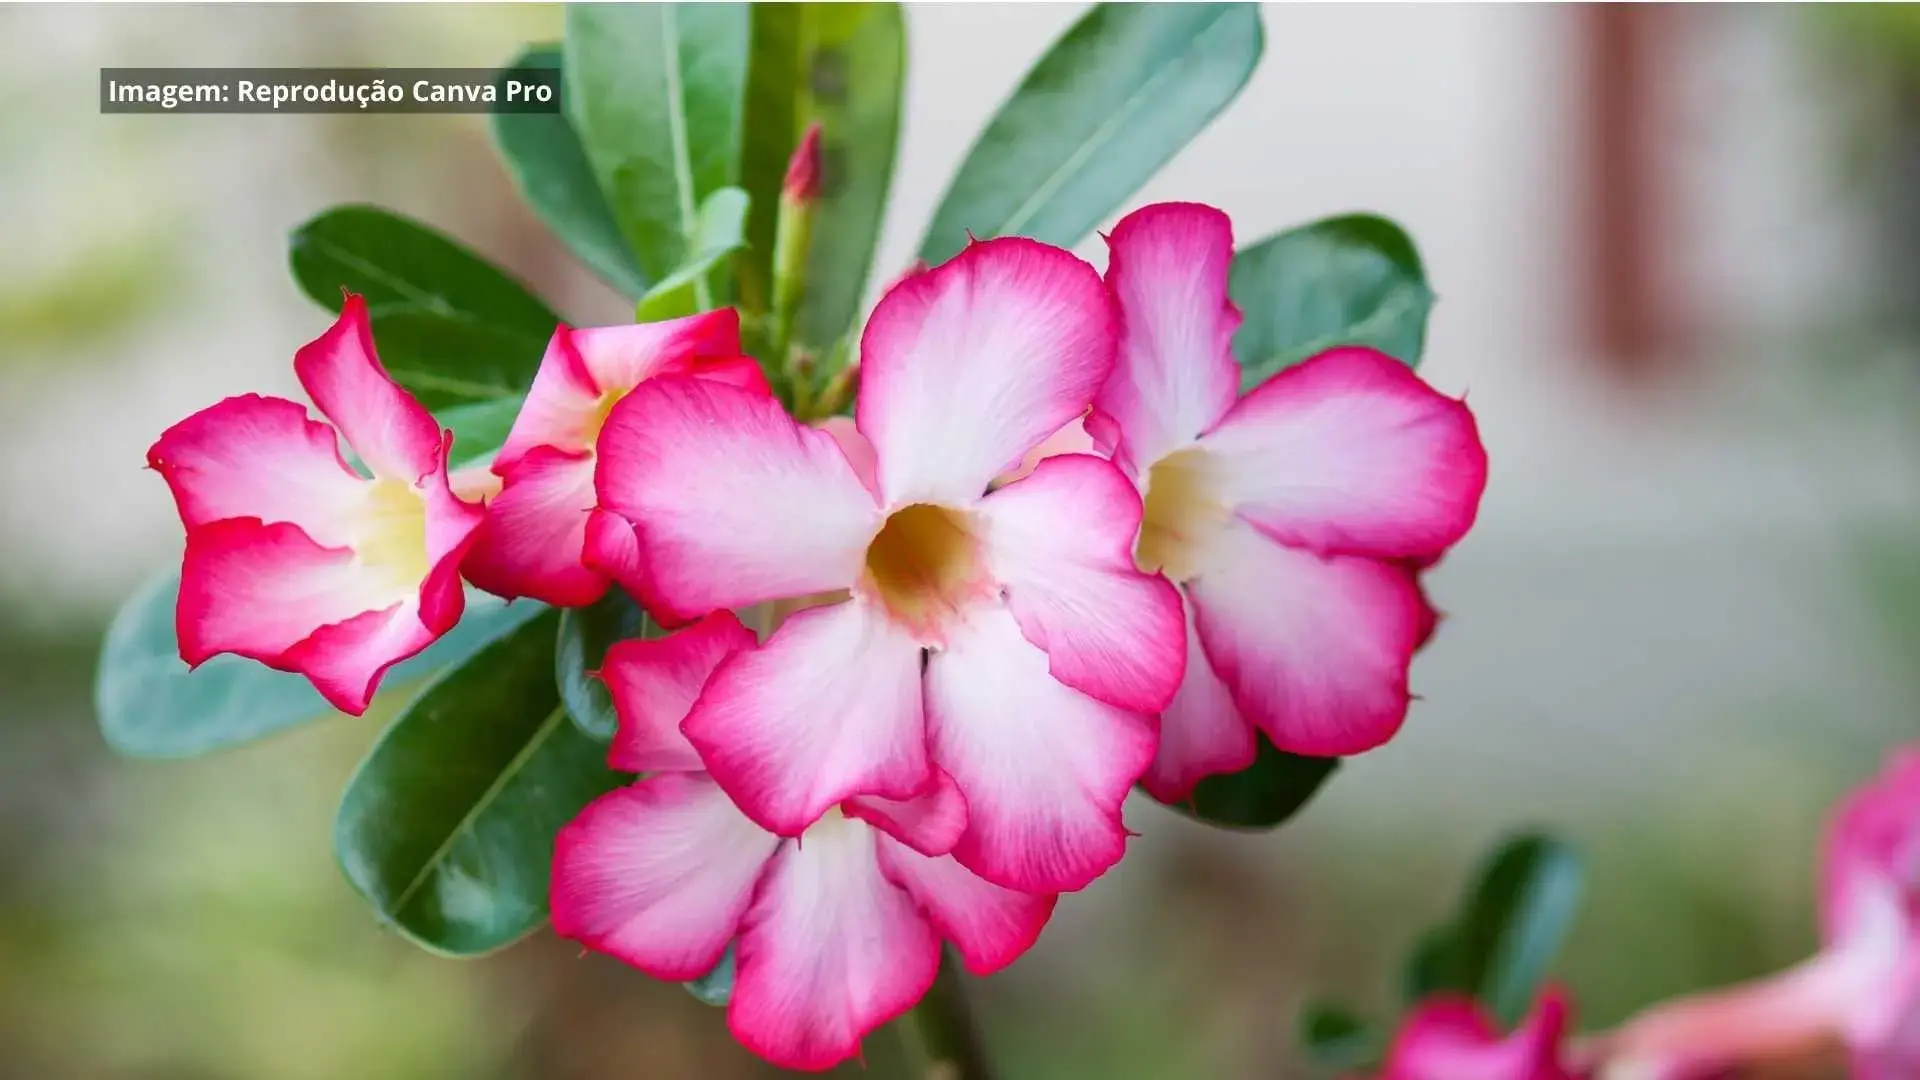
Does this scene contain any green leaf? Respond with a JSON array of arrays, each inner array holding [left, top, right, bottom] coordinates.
[[634, 186, 751, 323], [288, 205, 561, 409], [555, 590, 655, 742], [1228, 214, 1435, 386], [437, 398, 524, 472], [738, 3, 905, 349], [1401, 834, 1586, 1025], [491, 44, 651, 299], [96, 573, 546, 759], [1297, 1001, 1382, 1071], [685, 946, 735, 1006], [334, 609, 622, 956], [565, 3, 751, 302], [1163, 734, 1340, 831], [917, 3, 1263, 265]]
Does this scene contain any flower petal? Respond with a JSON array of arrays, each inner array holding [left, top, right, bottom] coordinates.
[[460, 447, 605, 606], [816, 416, 880, 497], [925, 604, 1154, 893], [1093, 202, 1242, 477], [730, 814, 940, 1072], [1139, 597, 1259, 803], [601, 610, 756, 775], [573, 310, 742, 394], [980, 453, 1185, 713], [551, 773, 779, 982], [857, 238, 1116, 506], [1384, 989, 1571, 1080], [147, 394, 367, 542], [844, 768, 969, 857], [1823, 747, 1920, 945], [875, 834, 1055, 977], [177, 517, 392, 667], [684, 599, 930, 836], [495, 326, 600, 469], [292, 295, 445, 485], [1199, 346, 1488, 561], [1187, 522, 1425, 756], [281, 594, 448, 716], [595, 377, 877, 622]]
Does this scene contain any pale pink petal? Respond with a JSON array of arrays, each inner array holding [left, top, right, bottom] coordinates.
[[1385, 989, 1571, 1080], [683, 599, 930, 836], [844, 768, 969, 857], [495, 326, 601, 469], [730, 813, 941, 1072], [816, 416, 879, 496], [1822, 748, 1920, 945], [595, 377, 878, 622], [1199, 346, 1488, 561], [460, 447, 605, 606], [875, 834, 1055, 976], [1094, 202, 1242, 477], [147, 394, 366, 542], [924, 605, 1155, 893], [980, 453, 1185, 713], [551, 773, 779, 982], [601, 611, 756, 775], [448, 464, 503, 504], [1186, 523, 1425, 756], [995, 413, 1098, 488], [857, 238, 1116, 506], [292, 295, 445, 485], [1139, 596, 1259, 803], [572, 309, 741, 394], [177, 517, 391, 667]]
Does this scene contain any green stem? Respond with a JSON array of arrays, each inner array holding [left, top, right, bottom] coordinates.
[[897, 950, 995, 1080]]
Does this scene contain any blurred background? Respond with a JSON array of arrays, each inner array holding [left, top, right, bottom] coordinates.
[[3, 3, 1917, 1077]]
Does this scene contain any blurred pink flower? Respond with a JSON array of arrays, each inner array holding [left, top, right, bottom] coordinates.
[[147, 295, 483, 715], [1382, 988, 1578, 1080], [1594, 748, 1920, 1079]]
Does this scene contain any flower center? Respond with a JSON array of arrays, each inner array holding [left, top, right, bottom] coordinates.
[[582, 389, 627, 447], [861, 503, 986, 632], [355, 477, 431, 594], [1134, 448, 1229, 582]]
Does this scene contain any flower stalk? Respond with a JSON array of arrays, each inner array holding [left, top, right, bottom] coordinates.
[[771, 123, 821, 407], [898, 951, 996, 1080]]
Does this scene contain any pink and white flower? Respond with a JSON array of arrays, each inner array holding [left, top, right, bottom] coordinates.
[[1087, 202, 1488, 799], [1593, 747, 1920, 1080], [147, 295, 485, 715], [553, 614, 1052, 1072], [589, 237, 1186, 893], [1382, 988, 1578, 1080], [460, 311, 767, 607]]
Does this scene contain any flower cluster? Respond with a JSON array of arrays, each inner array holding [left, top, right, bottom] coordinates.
[[149, 202, 1488, 1069]]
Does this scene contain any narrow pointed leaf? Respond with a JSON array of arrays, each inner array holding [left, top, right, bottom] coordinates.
[[1228, 213, 1434, 386], [1452, 834, 1586, 1025], [1163, 735, 1340, 830], [288, 205, 561, 409], [634, 186, 751, 322], [555, 590, 655, 742], [564, 3, 751, 293], [918, 2, 1263, 265], [97, 574, 546, 758], [738, 3, 905, 349], [334, 609, 622, 956], [491, 44, 651, 299]]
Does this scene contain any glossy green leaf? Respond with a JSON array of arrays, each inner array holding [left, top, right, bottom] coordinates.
[[1163, 734, 1340, 831], [1401, 834, 1586, 1025], [1228, 214, 1435, 387], [634, 186, 751, 323], [288, 206, 561, 409], [492, 44, 651, 299], [437, 398, 524, 472], [918, 3, 1263, 265], [1297, 1001, 1382, 1070], [96, 574, 546, 758], [555, 590, 654, 742], [685, 946, 735, 1006], [564, 3, 751, 303], [738, 3, 904, 350], [335, 609, 622, 956]]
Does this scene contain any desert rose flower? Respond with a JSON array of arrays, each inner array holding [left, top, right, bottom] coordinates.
[[1382, 988, 1578, 1080], [146, 295, 484, 715], [1594, 748, 1920, 1080], [588, 237, 1186, 893], [553, 612, 1052, 1072], [1088, 202, 1487, 800], [460, 311, 767, 607]]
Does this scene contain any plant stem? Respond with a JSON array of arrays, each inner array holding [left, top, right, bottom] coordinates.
[[897, 950, 995, 1080]]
